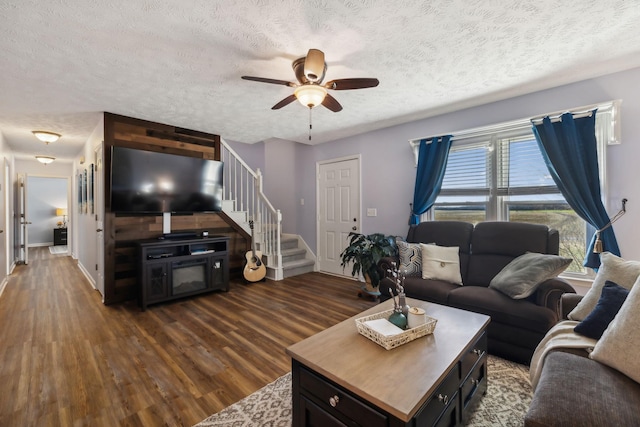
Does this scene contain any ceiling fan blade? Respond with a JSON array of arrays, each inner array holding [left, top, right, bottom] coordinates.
[[321, 93, 343, 112], [271, 94, 297, 110], [325, 78, 379, 90], [304, 49, 326, 83], [242, 76, 296, 87]]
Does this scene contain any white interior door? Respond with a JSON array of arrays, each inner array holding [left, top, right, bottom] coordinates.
[[18, 173, 29, 264], [0, 159, 7, 279], [317, 157, 360, 276], [95, 144, 105, 298]]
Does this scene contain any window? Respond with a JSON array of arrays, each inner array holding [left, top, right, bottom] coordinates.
[[410, 100, 620, 276]]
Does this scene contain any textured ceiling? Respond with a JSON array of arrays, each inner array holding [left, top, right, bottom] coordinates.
[[2, 0, 640, 161]]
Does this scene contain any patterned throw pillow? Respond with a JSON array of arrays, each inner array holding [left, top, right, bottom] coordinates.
[[395, 238, 422, 276]]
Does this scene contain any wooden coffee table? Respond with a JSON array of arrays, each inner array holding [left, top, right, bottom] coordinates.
[[286, 298, 490, 427]]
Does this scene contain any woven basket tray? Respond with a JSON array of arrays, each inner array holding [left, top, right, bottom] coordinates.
[[355, 309, 437, 350]]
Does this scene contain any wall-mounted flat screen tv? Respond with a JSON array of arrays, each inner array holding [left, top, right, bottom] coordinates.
[[110, 146, 223, 213]]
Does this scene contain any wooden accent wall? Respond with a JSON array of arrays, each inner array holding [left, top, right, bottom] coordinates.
[[103, 113, 250, 305]]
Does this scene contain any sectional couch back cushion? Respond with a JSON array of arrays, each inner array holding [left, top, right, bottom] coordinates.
[[406, 221, 559, 287], [466, 222, 559, 287]]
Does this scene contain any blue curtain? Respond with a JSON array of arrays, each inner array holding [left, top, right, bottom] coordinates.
[[410, 135, 452, 225], [532, 111, 620, 269]]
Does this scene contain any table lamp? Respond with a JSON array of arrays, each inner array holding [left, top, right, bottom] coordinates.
[[56, 208, 68, 228]]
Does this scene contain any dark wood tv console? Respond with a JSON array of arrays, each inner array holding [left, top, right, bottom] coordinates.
[[137, 236, 230, 310]]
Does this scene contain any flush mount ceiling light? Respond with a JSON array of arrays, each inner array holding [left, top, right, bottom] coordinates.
[[32, 130, 61, 144], [35, 155, 55, 164]]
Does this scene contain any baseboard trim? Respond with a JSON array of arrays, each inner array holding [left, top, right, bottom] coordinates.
[[76, 261, 97, 291]]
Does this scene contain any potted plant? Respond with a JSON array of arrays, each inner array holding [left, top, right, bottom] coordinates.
[[340, 232, 398, 294]]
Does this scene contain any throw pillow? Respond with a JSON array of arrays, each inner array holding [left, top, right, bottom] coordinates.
[[395, 238, 422, 276], [568, 252, 640, 321], [420, 244, 462, 285], [488, 252, 572, 299], [590, 275, 640, 384], [574, 281, 629, 339]]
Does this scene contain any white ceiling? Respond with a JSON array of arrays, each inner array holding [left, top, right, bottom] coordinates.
[[2, 0, 640, 162]]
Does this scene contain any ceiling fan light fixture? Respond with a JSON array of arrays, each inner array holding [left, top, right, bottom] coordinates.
[[294, 85, 327, 108], [35, 155, 55, 164], [32, 130, 61, 144]]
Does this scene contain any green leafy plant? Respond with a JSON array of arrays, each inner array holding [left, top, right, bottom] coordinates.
[[339, 232, 398, 287]]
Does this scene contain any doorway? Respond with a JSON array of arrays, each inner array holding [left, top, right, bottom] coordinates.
[[18, 175, 70, 263], [316, 156, 361, 276], [1, 159, 8, 283]]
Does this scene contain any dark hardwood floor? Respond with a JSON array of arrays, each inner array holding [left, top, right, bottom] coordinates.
[[0, 247, 376, 426]]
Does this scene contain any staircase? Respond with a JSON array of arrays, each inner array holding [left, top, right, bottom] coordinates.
[[278, 234, 315, 279], [220, 139, 316, 280]]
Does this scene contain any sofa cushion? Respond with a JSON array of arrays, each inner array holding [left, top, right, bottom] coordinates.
[[466, 222, 556, 287], [489, 252, 572, 299], [568, 252, 640, 321], [420, 244, 462, 285], [448, 286, 557, 333], [401, 277, 459, 305], [574, 280, 629, 339], [395, 238, 422, 276], [591, 274, 640, 384], [525, 351, 640, 427]]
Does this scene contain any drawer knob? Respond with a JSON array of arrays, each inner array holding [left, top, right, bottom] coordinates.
[[329, 395, 340, 407], [471, 379, 480, 386], [438, 393, 449, 405], [472, 348, 482, 356]]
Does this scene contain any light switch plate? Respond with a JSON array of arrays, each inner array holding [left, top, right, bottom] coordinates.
[[367, 208, 377, 217]]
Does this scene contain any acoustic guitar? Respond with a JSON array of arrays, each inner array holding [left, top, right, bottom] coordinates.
[[243, 220, 267, 282]]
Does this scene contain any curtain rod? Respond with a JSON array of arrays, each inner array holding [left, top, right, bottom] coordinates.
[[530, 109, 593, 125], [409, 99, 620, 144]]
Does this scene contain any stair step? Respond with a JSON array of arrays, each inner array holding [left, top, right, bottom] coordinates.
[[221, 199, 236, 211], [282, 247, 306, 263], [282, 258, 315, 279], [280, 236, 299, 251]]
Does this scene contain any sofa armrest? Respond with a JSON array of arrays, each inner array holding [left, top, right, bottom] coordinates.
[[377, 277, 396, 302], [560, 293, 584, 320], [378, 256, 399, 277], [534, 278, 576, 319], [376, 257, 400, 303]]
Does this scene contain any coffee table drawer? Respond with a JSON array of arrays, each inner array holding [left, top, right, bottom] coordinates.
[[299, 395, 349, 427], [415, 362, 460, 427], [461, 354, 487, 420], [461, 332, 487, 382], [299, 367, 387, 427]]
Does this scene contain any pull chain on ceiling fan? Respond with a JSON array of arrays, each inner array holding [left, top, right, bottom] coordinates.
[[242, 48, 379, 140]]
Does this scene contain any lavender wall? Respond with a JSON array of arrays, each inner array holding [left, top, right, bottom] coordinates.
[[235, 66, 640, 262], [264, 138, 298, 234]]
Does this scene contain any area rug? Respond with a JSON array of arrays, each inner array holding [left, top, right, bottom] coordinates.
[[48, 245, 68, 255], [194, 355, 532, 427]]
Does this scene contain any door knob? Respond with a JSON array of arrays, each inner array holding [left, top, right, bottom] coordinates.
[[96, 229, 103, 232], [0, 229, 3, 233], [352, 226, 357, 230]]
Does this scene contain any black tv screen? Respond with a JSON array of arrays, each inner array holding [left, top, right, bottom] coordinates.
[[110, 146, 223, 213]]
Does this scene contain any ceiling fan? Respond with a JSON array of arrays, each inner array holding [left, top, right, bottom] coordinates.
[[241, 48, 379, 112]]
